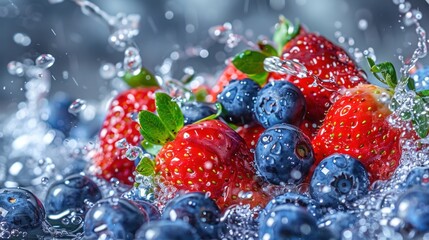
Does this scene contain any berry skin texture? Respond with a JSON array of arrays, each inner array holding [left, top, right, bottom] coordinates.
[[318, 211, 359, 239], [0, 188, 45, 234], [236, 123, 265, 150], [403, 166, 429, 189], [180, 102, 217, 125], [93, 87, 157, 185], [84, 198, 148, 239], [135, 220, 200, 240], [255, 124, 315, 185], [161, 192, 222, 239], [44, 174, 102, 232], [218, 79, 261, 125], [312, 84, 402, 182], [395, 187, 429, 232], [310, 153, 370, 208], [209, 63, 249, 102], [258, 205, 319, 240], [155, 120, 268, 209], [254, 81, 306, 128], [277, 32, 368, 125]]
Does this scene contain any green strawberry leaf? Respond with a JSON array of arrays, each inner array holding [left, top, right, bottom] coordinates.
[[141, 140, 163, 156], [411, 95, 429, 138], [139, 111, 172, 145], [367, 58, 398, 89], [258, 41, 278, 57], [407, 77, 416, 91], [155, 92, 184, 135], [248, 72, 269, 86], [273, 15, 300, 56], [195, 103, 223, 123], [123, 67, 159, 88], [418, 90, 429, 97], [136, 156, 155, 176], [232, 50, 267, 74]]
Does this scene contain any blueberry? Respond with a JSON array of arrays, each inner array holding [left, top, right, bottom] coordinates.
[[403, 166, 429, 189], [395, 187, 429, 232], [162, 192, 222, 239], [0, 188, 45, 234], [217, 79, 260, 125], [84, 197, 148, 239], [135, 220, 199, 240], [260, 192, 321, 221], [255, 124, 315, 185], [46, 92, 79, 135], [180, 102, 217, 125], [44, 174, 102, 232], [310, 154, 370, 208], [61, 158, 88, 177], [318, 211, 358, 239], [130, 199, 161, 221], [254, 81, 306, 128], [259, 205, 319, 240]]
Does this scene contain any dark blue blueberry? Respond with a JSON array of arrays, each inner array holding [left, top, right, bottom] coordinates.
[[411, 66, 429, 92], [84, 197, 148, 239], [310, 153, 370, 208], [0, 188, 45, 233], [162, 192, 222, 239], [180, 102, 217, 125], [260, 192, 321, 222], [61, 158, 88, 177], [46, 92, 79, 136], [135, 220, 199, 240], [318, 211, 358, 239], [403, 166, 429, 189], [130, 199, 161, 221], [44, 174, 102, 232], [259, 205, 319, 240], [255, 124, 314, 185], [395, 187, 429, 232], [254, 81, 306, 128], [217, 79, 260, 125]]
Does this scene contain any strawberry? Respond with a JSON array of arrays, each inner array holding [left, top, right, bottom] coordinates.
[[230, 16, 368, 138], [137, 93, 269, 209], [92, 67, 160, 185], [208, 62, 248, 102], [236, 124, 265, 150], [312, 59, 429, 182]]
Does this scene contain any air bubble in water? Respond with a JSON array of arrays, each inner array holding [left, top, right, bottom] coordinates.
[[68, 99, 87, 115], [123, 47, 142, 76], [99, 63, 116, 79], [358, 19, 368, 31], [115, 138, 129, 149], [7, 61, 24, 76], [13, 33, 31, 46], [35, 54, 55, 69], [208, 22, 232, 43], [263, 56, 308, 78], [41, 177, 49, 185], [125, 146, 143, 161]]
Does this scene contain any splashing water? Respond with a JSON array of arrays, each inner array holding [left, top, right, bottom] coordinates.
[[68, 99, 87, 115], [35, 54, 55, 69]]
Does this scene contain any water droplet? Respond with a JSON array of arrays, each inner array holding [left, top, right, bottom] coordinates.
[[125, 146, 143, 161], [358, 19, 368, 31], [263, 56, 308, 78], [68, 99, 87, 115], [35, 54, 55, 69], [209, 23, 232, 43], [165, 10, 174, 20], [41, 177, 49, 185], [13, 33, 31, 46], [7, 61, 24, 76], [99, 63, 116, 79], [123, 47, 142, 75], [115, 138, 129, 149]]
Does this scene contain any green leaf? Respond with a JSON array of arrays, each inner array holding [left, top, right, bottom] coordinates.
[[135, 156, 155, 176], [195, 103, 223, 123], [194, 88, 209, 102], [232, 50, 267, 74], [155, 92, 184, 136], [418, 89, 429, 97], [366, 58, 398, 89], [258, 41, 278, 57], [248, 72, 268, 86], [139, 111, 172, 145], [273, 15, 300, 55], [141, 140, 163, 156], [407, 77, 416, 91], [123, 67, 159, 88], [411, 95, 429, 138]]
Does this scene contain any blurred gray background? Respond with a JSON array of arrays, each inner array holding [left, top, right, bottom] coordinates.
[[0, 0, 429, 114]]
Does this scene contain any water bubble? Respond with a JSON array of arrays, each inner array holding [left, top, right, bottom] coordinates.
[[7, 61, 24, 76], [264, 56, 308, 78], [398, 2, 411, 13], [99, 63, 116, 79], [13, 33, 31, 46], [68, 99, 87, 115], [115, 138, 129, 149], [125, 146, 143, 161], [35, 54, 55, 69], [165, 10, 174, 20], [358, 19, 368, 31], [208, 23, 232, 43], [123, 47, 142, 76], [41, 177, 49, 185]]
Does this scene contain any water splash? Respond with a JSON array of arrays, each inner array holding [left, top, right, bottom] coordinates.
[[35, 54, 55, 69]]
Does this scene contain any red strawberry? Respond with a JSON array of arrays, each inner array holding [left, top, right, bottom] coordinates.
[[236, 124, 265, 150], [208, 62, 248, 102], [93, 87, 157, 185], [311, 84, 402, 182], [155, 120, 268, 209]]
